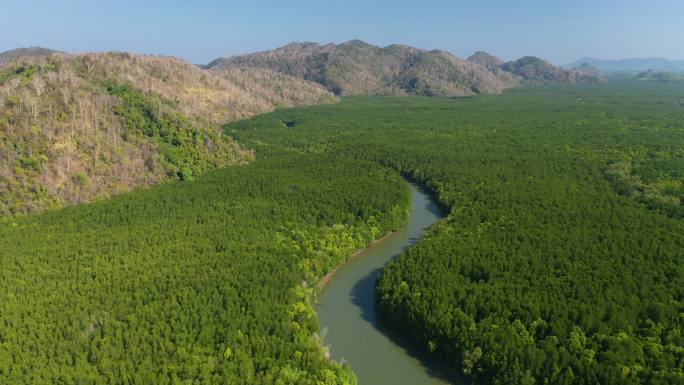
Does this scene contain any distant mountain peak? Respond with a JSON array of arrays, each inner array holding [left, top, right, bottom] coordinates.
[[503, 56, 606, 84], [340, 39, 374, 47], [280, 41, 319, 49], [565, 57, 684, 73], [468, 51, 502, 61], [467, 51, 505, 71]]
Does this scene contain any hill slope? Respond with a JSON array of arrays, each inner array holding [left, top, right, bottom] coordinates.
[[468, 51, 606, 84], [502, 56, 606, 84], [0, 51, 336, 215], [208, 40, 520, 96], [467, 51, 506, 72]]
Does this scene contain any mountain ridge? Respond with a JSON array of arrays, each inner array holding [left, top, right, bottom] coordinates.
[[209, 40, 605, 96], [502, 56, 606, 84]]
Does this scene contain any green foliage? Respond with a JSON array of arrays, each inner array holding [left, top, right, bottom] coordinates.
[[0, 58, 60, 85], [0, 149, 409, 384], [0, 63, 39, 84], [103, 80, 220, 181], [606, 155, 684, 218], [73, 171, 90, 186], [228, 81, 684, 385]]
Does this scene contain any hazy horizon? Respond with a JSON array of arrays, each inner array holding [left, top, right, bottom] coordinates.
[[2, 0, 683, 65]]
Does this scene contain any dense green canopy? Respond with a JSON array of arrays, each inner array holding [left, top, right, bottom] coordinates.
[[229, 81, 684, 385], [0, 149, 409, 385]]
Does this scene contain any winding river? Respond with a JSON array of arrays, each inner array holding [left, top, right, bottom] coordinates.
[[317, 183, 465, 385]]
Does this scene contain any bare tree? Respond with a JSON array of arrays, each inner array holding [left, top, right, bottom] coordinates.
[[32, 77, 45, 97], [26, 94, 39, 119], [84, 56, 95, 73], [60, 87, 71, 109], [0, 86, 6, 108]]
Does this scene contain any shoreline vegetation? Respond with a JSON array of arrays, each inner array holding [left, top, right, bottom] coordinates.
[[312, 177, 448, 298], [315, 228, 399, 295]]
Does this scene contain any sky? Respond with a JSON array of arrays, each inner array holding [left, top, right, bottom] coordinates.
[[1, 0, 683, 65]]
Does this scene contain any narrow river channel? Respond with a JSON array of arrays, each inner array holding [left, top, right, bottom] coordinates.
[[317, 183, 465, 385]]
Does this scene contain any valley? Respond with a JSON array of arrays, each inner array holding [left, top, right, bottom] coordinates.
[[3, 0, 684, 383]]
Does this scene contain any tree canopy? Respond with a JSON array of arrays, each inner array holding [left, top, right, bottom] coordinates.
[[229, 81, 684, 385]]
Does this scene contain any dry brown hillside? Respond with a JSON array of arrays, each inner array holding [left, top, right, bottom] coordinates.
[[210, 41, 606, 96], [0, 51, 336, 215], [208, 40, 521, 96]]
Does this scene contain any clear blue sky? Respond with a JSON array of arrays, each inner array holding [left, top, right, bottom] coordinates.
[[1, 0, 682, 65]]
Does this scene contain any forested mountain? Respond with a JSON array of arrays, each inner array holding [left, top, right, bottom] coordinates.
[[0, 50, 335, 215], [468, 52, 606, 85], [466, 51, 506, 72], [228, 81, 684, 385], [468, 51, 606, 84], [207, 40, 520, 96], [502, 56, 606, 84]]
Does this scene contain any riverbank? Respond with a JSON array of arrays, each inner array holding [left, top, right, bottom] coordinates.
[[315, 180, 444, 296], [315, 229, 398, 295], [315, 184, 458, 385]]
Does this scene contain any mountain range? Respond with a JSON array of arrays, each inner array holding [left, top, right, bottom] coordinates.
[[208, 40, 604, 97], [566, 57, 684, 73]]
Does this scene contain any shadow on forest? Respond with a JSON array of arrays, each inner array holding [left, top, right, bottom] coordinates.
[[346, 184, 467, 384], [349, 266, 468, 384]]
